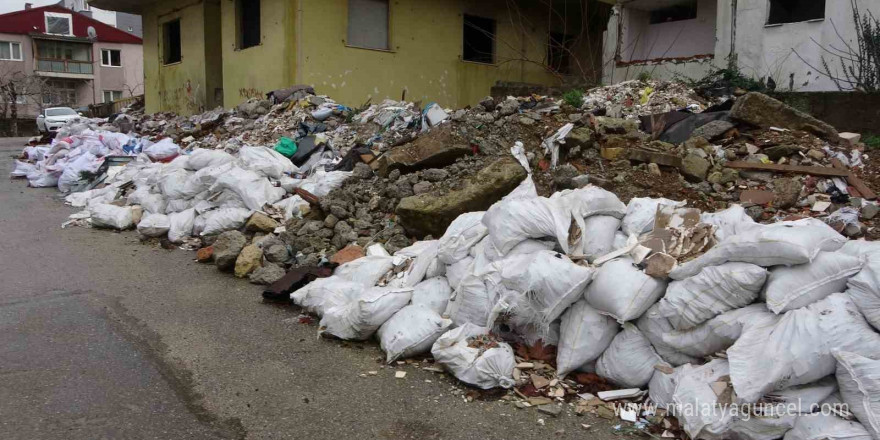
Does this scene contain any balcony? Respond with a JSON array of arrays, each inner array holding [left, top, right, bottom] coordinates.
[[35, 58, 94, 76]]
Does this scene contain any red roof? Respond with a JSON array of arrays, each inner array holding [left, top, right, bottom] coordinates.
[[0, 5, 142, 44]]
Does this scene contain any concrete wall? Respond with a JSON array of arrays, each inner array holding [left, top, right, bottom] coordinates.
[[734, 0, 880, 91], [95, 42, 144, 99], [142, 0, 223, 115], [620, 0, 717, 62]]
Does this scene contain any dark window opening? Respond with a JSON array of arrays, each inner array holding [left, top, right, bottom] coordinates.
[[649, 0, 698, 24], [463, 15, 495, 64], [163, 19, 181, 64], [238, 0, 261, 49], [347, 0, 390, 50], [101, 49, 121, 66], [548, 32, 575, 74], [767, 0, 825, 25]]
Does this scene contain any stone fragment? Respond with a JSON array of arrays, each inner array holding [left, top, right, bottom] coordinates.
[[249, 263, 286, 285], [245, 212, 280, 233], [213, 231, 247, 271], [772, 178, 802, 209], [861, 203, 879, 220], [265, 244, 290, 263], [234, 244, 263, 278], [330, 245, 365, 265], [692, 120, 735, 141], [681, 152, 710, 182], [196, 246, 214, 263], [730, 92, 839, 141]]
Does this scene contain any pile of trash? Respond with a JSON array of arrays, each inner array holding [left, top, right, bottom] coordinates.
[[580, 80, 707, 119], [290, 165, 880, 439]]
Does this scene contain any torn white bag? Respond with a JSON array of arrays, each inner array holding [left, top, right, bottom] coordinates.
[[701, 204, 757, 241], [378, 304, 452, 363], [431, 323, 516, 389], [622, 197, 685, 236], [334, 255, 395, 287], [671, 359, 734, 440]]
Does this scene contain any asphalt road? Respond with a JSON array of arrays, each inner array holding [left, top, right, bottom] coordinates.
[[0, 137, 619, 440]]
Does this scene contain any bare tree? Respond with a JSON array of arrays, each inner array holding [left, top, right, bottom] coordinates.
[[0, 64, 48, 136]]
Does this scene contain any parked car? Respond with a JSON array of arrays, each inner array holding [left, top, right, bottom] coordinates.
[[36, 107, 82, 133]]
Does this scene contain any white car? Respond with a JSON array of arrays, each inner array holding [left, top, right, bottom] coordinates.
[[37, 107, 82, 133]]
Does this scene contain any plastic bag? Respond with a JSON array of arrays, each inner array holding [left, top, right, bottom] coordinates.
[[658, 262, 767, 330], [143, 138, 180, 161], [581, 215, 621, 261], [167, 208, 196, 243], [296, 170, 352, 198], [834, 351, 880, 439], [11, 160, 36, 177], [210, 166, 285, 211], [701, 204, 757, 241], [137, 213, 171, 237], [729, 293, 880, 403], [437, 212, 488, 264], [585, 257, 667, 322], [622, 197, 685, 236], [411, 277, 452, 315], [636, 304, 701, 367], [670, 218, 847, 280], [27, 168, 60, 188], [272, 196, 310, 221], [431, 323, 516, 389], [847, 260, 880, 331], [764, 251, 862, 314], [556, 299, 619, 377], [90, 203, 133, 229], [596, 323, 663, 388], [186, 149, 234, 170], [199, 207, 251, 236], [237, 146, 297, 179], [273, 136, 298, 158], [319, 286, 413, 340], [378, 305, 453, 363]]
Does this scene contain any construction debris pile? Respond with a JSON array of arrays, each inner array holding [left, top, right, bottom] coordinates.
[[9, 80, 880, 439]]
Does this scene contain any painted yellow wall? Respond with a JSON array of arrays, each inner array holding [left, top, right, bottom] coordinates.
[[142, 0, 222, 115], [297, 0, 566, 109], [219, 0, 296, 107]]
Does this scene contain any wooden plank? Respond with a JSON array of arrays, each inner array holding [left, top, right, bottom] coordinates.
[[831, 158, 877, 200], [725, 161, 851, 177]]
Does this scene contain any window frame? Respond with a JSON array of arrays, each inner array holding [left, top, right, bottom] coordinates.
[[0, 41, 23, 61], [100, 48, 121, 67], [236, 0, 262, 50], [162, 19, 182, 65], [45, 12, 74, 36], [345, 0, 391, 52], [102, 90, 123, 103], [766, 0, 826, 26], [462, 14, 497, 65]]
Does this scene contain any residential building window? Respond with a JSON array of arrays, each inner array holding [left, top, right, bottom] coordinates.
[[163, 19, 182, 64], [347, 0, 389, 50], [103, 90, 122, 103], [548, 33, 574, 74], [237, 0, 261, 49], [767, 0, 825, 25], [35, 40, 93, 74], [43, 80, 78, 106], [463, 15, 495, 64], [0, 41, 22, 61], [101, 49, 121, 67], [45, 12, 73, 36], [649, 1, 697, 24]]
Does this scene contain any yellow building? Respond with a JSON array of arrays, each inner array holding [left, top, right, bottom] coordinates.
[[92, 0, 609, 115]]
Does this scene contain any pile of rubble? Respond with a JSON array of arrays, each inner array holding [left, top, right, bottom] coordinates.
[[10, 79, 880, 439]]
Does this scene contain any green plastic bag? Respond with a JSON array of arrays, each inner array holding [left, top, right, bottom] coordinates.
[[274, 136, 298, 158]]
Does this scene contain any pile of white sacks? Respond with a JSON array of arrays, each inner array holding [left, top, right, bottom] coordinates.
[[12, 124, 352, 242], [293, 172, 880, 440]]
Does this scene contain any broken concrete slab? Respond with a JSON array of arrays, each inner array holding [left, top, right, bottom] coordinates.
[[245, 212, 280, 233], [396, 156, 527, 237], [730, 92, 839, 141], [374, 126, 472, 176], [628, 150, 683, 168], [740, 190, 775, 205], [681, 152, 710, 182]]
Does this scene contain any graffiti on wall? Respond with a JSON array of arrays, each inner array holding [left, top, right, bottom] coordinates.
[[239, 87, 264, 100]]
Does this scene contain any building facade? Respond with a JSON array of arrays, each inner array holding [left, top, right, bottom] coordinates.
[[56, 0, 144, 38], [600, 0, 880, 91], [90, 0, 611, 115], [0, 5, 144, 118]]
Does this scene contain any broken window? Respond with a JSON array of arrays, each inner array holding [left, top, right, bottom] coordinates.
[[649, 1, 697, 24], [548, 32, 575, 74], [347, 0, 389, 50], [767, 0, 825, 25], [463, 14, 495, 64], [163, 19, 181, 65], [237, 0, 261, 49], [45, 12, 72, 35]]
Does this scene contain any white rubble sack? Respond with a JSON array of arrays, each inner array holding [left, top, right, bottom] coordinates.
[[483, 197, 572, 255], [622, 197, 685, 236], [727, 378, 838, 440], [186, 149, 234, 170], [700, 204, 757, 241], [658, 262, 767, 330], [764, 251, 863, 314], [378, 305, 453, 363], [648, 364, 680, 408], [670, 218, 847, 280], [143, 138, 180, 161], [333, 256, 395, 286], [834, 350, 880, 439], [319, 286, 413, 340], [167, 208, 196, 243], [846, 260, 880, 331], [431, 323, 516, 389], [198, 208, 251, 236], [396, 241, 441, 287], [290, 277, 363, 317], [783, 394, 873, 440], [444, 272, 496, 328], [445, 257, 473, 291], [237, 146, 297, 179], [662, 303, 778, 358], [410, 277, 452, 315], [671, 359, 733, 440], [580, 215, 621, 261], [556, 300, 619, 377], [596, 323, 664, 388], [840, 240, 880, 261], [137, 213, 171, 237], [637, 304, 701, 366], [437, 212, 487, 264], [127, 187, 167, 214], [210, 166, 285, 211], [585, 257, 667, 322], [90, 204, 133, 230], [729, 293, 880, 403]]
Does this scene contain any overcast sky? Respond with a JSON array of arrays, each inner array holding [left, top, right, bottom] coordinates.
[[0, 0, 60, 15]]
